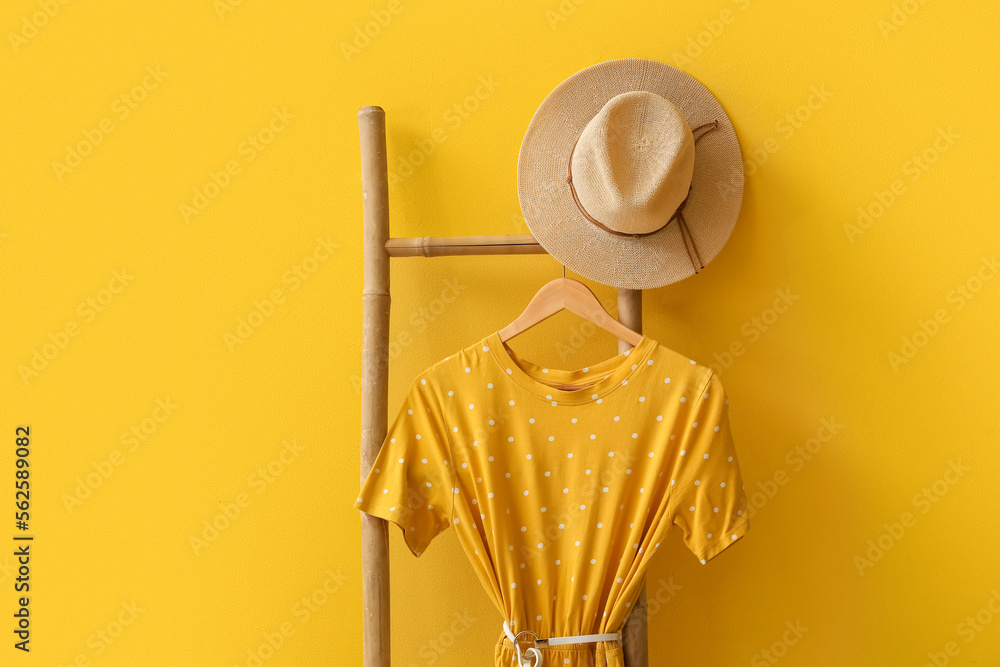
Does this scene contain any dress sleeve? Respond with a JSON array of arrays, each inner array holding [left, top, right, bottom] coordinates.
[[667, 372, 750, 564], [354, 375, 455, 557]]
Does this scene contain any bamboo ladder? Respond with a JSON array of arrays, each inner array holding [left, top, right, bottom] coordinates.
[[359, 105, 649, 666]]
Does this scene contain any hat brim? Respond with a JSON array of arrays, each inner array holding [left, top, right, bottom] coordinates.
[[517, 58, 744, 290]]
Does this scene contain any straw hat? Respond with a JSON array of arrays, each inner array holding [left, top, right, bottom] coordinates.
[[517, 58, 744, 289]]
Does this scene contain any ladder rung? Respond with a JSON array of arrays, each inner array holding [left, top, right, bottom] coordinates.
[[385, 234, 548, 257]]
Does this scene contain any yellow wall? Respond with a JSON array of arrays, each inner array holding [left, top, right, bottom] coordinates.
[[2, 0, 999, 665]]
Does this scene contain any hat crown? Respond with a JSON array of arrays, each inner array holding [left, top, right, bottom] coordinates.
[[571, 91, 695, 235]]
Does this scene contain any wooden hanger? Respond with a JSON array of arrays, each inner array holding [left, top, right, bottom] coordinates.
[[498, 269, 643, 347]]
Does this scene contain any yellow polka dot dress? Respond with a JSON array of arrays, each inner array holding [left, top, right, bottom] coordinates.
[[355, 331, 750, 666]]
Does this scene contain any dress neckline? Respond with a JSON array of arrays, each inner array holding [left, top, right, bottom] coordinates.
[[482, 330, 657, 405]]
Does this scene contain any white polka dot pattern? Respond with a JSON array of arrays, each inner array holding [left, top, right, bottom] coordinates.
[[354, 332, 750, 649]]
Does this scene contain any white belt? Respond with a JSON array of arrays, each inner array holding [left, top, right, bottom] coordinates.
[[503, 620, 622, 667]]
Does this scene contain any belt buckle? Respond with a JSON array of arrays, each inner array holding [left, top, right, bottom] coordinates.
[[513, 629, 547, 649]]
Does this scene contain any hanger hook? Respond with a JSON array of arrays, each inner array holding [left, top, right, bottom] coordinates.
[[562, 264, 566, 279]]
